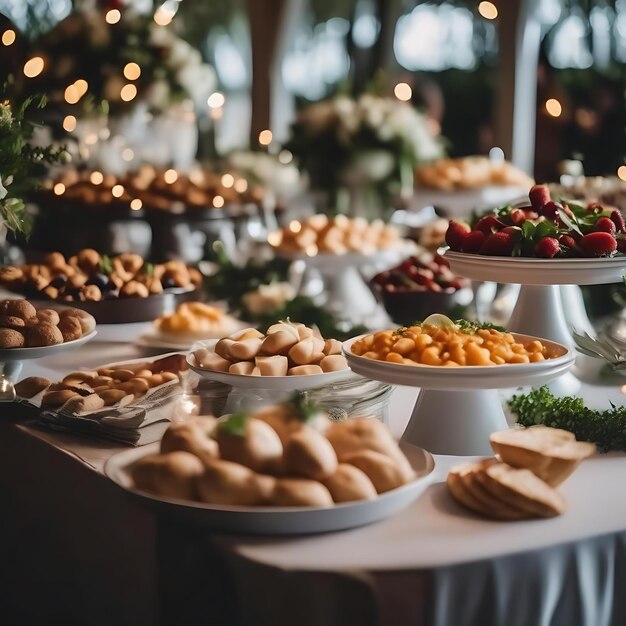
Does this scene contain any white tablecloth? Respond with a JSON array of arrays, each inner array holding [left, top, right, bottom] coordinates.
[[1, 324, 626, 626]]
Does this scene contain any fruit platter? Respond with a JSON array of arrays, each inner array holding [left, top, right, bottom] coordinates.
[[105, 397, 435, 534], [343, 315, 575, 455], [443, 185, 626, 366]]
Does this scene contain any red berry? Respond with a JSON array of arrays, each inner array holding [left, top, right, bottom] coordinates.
[[617, 239, 626, 254], [462, 230, 487, 253], [558, 234, 577, 249], [534, 237, 560, 258], [445, 221, 470, 251], [610, 210, 626, 233], [479, 232, 516, 256], [473, 215, 505, 235], [540, 201, 562, 221], [594, 216, 616, 235], [509, 209, 527, 224], [529, 184, 551, 211], [578, 232, 618, 257]]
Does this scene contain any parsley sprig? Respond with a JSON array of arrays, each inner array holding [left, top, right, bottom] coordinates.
[[508, 386, 626, 452]]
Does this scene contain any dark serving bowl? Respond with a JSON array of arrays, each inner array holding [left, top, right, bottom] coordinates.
[[371, 283, 463, 326]]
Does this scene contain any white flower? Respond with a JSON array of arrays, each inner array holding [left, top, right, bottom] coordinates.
[[242, 282, 296, 316], [0, 176, 8, 200]]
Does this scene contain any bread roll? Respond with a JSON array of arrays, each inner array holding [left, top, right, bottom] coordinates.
[[323, 464, 377, 503], [271, 478, 333, 507], [320, 355, 348, 372], [230, 328, 264, 341], [229, 338, 262, 361], [196, 459, 275, 505], [15, 376, 50, 398], [255, 355, 288, 376], [284, 426, 338, 480], [490, 426, 596, 486], [343, 450, 408, 493], [41, 389, 77, 407], [260, 330, 298, 355], [215, 338, 235, 359], [132, 451, 204, 500], [216, 416, 283, 473], [326, 418, 414, 481], [288, 365, 323, 376], [323, 338, 342, 355], [64, 393, 106, 413], [478, 462, 565, 517], [288, 338, 317, 365], [161, 417, 219, 464], [229, 361, 255, 375], [194, 349, 231, 372]]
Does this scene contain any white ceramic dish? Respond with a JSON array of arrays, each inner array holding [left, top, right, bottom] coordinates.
[[187, 351, 356, 391], [0, 329, 97, 361], [137, 320, 248, 351], [444, 250, 626, 285], [343, 333, 574, 456], [104, 441, 435, 535]]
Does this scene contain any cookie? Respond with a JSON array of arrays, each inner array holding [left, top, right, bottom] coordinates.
[[0, 328, 25, 348], [36, 309, 61, 325], [0, 315, 26, 330], [0, 299, 36, 321], [58, 316, 83, 342], [26, 324, 63, 347], [59, 308, 96, 334], [15, 376, 51, 398]]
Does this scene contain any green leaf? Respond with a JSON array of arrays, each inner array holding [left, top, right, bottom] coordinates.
[[521, 221, 536, 240], [535, 220, 558, 239], [219, 412, 248, 437], [557, 209, 583, 236]]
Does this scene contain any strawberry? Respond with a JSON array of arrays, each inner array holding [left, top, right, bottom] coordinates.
[[540, 201, 562, 221], [462, 230, 487, 253], [445, 221, 470, 251], [529, 184, 551, 211], [594, 216, 616, 235], [558, 234, 577, 249], [473, 215, 505, 235], [610, 210, 626, 233], [479, 231, 516, 256], [578, 232, 617, 257], [534, 237, 560, 258], [509, 209, 527, 224], [617, 239, 626, 254]]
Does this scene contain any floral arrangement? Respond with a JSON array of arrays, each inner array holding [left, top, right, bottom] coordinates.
[[285, 94, 444, 213], [23, 8, 215, 117], [0, 92, 65, 236]]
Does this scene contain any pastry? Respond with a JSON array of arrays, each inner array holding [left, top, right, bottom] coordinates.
[[0, 328, 25, 348], [59, 308, 96, 334], [57, 316, 83, 341], [342, 450, 408, 494], [36, 309, 60, 325], [26, 324, 64, 347], [323, 464, 377, 503], [270, 478, 334, 507], [15, 376, 51, 398], [283, 427, 338, 480], [132, 451, 204, 500]]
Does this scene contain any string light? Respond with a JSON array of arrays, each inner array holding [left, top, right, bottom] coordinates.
[[278, 150, 293, 164], [53, 183, 65, 196], [62, 115, 77, 132], [112, 184, 124, 198], [258, 129, 273, 146], [122, 148, 134, 161], [164, 169, 178, 184], [74, 79, 88, 97], [105, 9, 121, 24], [23, 57, 44, 78], [90, 171, 104, 185], [221, 173, 234, 188], [120, 84, 137, 102], [154, 3, 177, 26], [212, 195, 225, 208], [618, 166, 626, 182], [545, 98, 562, 117], [2, 30, 16, 46], [85, 133, 99, 145], [394, 82, 412, 101], [478, 1, 498, 19], [123, 62, 141, 80], [130, 198, 143, 210], [64, 84, 80, 104], [207, 92, 225, 108]]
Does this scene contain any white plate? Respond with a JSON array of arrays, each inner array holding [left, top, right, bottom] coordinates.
[[104, 441, 435, 535], [444, 250, 626, 285], [343, 333, 574, 390], [0, 329, 97, 362], [137, 321, 249, 351], [187, 352, 356, 391]]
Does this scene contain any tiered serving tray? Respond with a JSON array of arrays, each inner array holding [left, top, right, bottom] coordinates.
[[343, 333, 574, 456]]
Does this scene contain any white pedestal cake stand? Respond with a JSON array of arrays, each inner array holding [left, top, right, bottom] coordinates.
[[444, 251, 626, 394], [344, 334, 574, 456]]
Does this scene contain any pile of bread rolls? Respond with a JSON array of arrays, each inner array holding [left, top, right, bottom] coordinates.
[[0, 249, 201, 303], [268, 214, 400, 256], [447, 426, 595, 520], [0, 299, 95, 349], [132, 401, 415, 507], [415, 156, 534, 191], [15, 354, 187, 413], [191, 321, 349, 377]]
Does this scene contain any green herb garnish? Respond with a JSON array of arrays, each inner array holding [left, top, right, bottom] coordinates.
[[219, 412, 248, 437], [99, 255, 113, 275], [288, 391, 322, 423], [508, 386, 626, 452], [455, 319, 506, 333]]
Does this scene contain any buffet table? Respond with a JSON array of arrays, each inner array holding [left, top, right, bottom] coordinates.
[[1, 326, 625, 626]]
